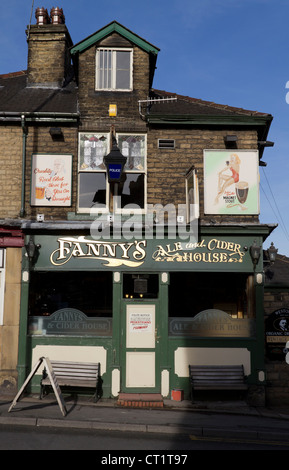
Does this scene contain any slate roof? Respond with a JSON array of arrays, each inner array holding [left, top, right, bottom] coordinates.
[[149, 89, 272, 118], [0, 71, 78, 115], [0, 71, 272, 125]]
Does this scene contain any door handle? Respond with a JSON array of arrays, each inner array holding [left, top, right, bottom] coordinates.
[[155, 328, 160, 341]]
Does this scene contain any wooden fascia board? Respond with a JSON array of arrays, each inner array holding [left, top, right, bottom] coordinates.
[[200, 224, 277, 239]]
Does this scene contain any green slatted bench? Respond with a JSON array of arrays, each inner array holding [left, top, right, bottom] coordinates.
[[40, 360, 100, 402]]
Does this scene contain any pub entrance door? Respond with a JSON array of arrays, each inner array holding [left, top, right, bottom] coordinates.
[[120, 301, 161, 392]]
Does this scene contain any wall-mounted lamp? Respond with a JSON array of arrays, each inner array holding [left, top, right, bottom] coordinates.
[[258, 141, 274, 148], [49, 127, 63, 136], [49, 127, 63, 142], [224, 135, 238, 149], [250, 240, 261, 268], [266, 242, 278, 264], [25, 236, 41, 263], [104, 137, 127, 183]]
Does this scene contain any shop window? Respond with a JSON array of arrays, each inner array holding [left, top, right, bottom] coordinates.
[[28, 271, 112, 336], [78, 133, 109, 212], [168, 272, 255, 338], [123, 274, 159, 299], [96, 48, 133, 91]]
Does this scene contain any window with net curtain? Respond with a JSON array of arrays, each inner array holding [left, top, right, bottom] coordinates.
[[95, 48, 132, 91], [78, 133, 146, 212]]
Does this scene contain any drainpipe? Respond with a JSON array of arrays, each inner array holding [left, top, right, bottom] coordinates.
[[20, 114, 27, 217]]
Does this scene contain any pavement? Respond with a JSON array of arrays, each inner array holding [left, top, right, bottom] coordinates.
[[2, 393, 289, 443]]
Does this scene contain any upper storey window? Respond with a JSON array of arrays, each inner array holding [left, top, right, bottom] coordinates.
[[96, 48, 133, 91]]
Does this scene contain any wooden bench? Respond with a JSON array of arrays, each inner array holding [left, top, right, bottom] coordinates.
[[40, 361, 101, 402], [189, 365, 248, 400]]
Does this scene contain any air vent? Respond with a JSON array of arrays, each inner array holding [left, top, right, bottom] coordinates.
[[158, 139, 175, 149]]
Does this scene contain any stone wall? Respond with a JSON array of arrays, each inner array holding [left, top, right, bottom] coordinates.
[[0, 127, 23, 218], [77, 35, 150, 128], [147, 127, 259, 221], [23, 125, 78, 219], [0, 248, 22, 394], [27, 24, 73, 86], [1, 122, 261, 223]]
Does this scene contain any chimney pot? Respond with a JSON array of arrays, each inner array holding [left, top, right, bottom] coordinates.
[[35, 7, 50, 25], [50, 7, 65, 24]]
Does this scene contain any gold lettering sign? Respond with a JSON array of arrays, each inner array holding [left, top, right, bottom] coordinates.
[[49, 237, 246, 268], [152, 239, 245, 263], [50, 236, 147, 267]]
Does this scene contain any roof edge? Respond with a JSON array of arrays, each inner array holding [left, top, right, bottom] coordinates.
[[70, 21, 160, 56], [151, 89, 273, 118], [146, 114, 272, 126]]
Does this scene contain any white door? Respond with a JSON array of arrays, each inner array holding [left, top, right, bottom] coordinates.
[[124, 303, 158, 390]]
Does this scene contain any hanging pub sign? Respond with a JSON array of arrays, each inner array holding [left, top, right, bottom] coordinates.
[[265, 308, 289, 359]]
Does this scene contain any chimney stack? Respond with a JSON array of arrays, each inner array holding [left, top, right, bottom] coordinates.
[[27, 7, 72, 87]]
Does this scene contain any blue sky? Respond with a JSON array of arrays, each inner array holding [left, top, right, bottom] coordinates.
[[1, 0, 289, 256]]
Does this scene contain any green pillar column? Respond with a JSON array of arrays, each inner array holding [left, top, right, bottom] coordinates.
[[110, 271, 122, 397], [159, 272, 170, 397], [17, 247, 30, 388], [248, 237, 266, 406]]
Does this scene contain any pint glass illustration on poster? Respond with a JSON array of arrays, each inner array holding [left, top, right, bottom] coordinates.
[[204, 150, 259, 215], [31, 154, 72, 206]]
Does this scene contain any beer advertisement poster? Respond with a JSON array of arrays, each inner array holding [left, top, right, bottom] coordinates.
[[203, 150, 259, 215], [31, 154, 72, 206]]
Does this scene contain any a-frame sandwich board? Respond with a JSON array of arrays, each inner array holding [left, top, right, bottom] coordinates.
[[8, 357, 67, 417]]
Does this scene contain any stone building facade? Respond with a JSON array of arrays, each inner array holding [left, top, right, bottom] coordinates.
[[0, 7, 283, 405]]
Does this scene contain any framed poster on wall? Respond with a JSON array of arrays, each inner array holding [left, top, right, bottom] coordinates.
[[31, 154, 72, 206], [204, 150, 259, 215]]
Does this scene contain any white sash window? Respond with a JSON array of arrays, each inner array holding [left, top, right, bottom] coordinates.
[[96, 48, 133, 91]]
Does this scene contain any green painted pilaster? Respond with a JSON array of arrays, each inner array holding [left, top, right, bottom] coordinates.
[[159, 272, 170, 395], [255, 271, 266, 380], [17, 248, 30, 388], [112, 272, 122, 367]]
